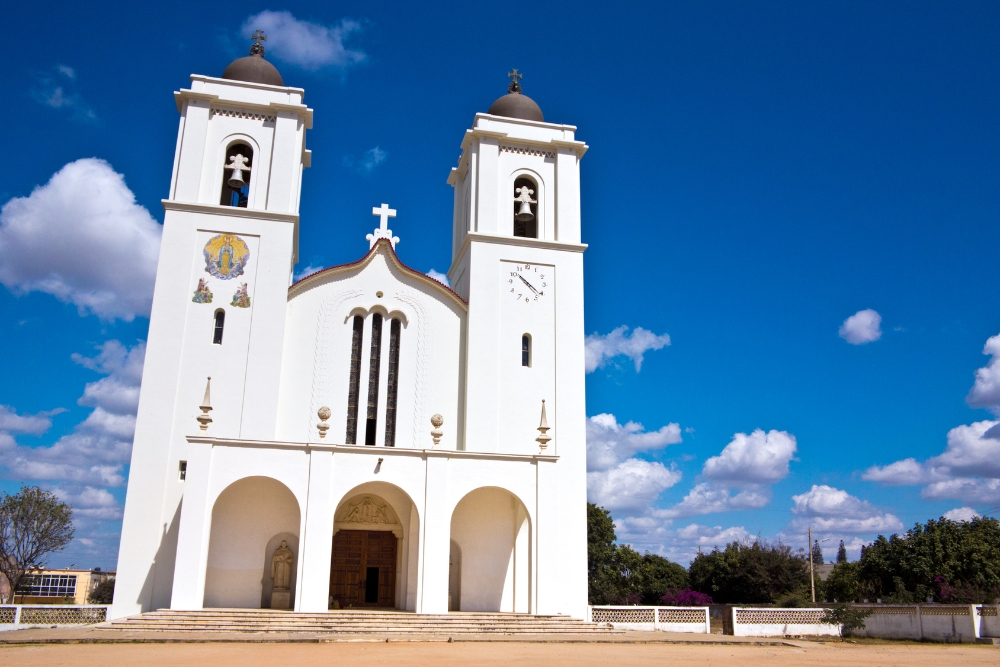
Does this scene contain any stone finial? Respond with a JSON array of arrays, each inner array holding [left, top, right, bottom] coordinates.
[[197, 377, 213, 431], [367, 203, 400, 249], [536, 400, 551, 452], [317, 406, 331, 439], [430, 414, 444, 447]]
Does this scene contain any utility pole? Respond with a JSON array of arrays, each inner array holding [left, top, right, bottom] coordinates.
[[808, 526, 816, 604]]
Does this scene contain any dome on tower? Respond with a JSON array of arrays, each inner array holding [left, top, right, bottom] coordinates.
[[222, 31, 285, 87], [487, 70, 544, 122]]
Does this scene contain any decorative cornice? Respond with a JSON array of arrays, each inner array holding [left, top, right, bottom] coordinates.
[[288, 238, 468, 311], [211, 107, 276, 123], [162, 200, 299, 224], [186, 435, 559, 463], [500, 144, 555, 159], [449, 232, 587, 278]]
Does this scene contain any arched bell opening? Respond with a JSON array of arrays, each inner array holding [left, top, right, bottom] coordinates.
[[329, 482, 420, 610], [513, 176, 538, 238], [449, 487, 531, 612], [220, 142, 254, 208], [203, 476, 301, 609]]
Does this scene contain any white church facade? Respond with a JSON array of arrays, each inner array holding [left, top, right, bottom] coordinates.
[[111, 38, 590, 620]]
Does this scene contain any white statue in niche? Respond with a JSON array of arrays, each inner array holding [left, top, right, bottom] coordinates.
[[269, 540, 294, 609], [271, 540, 294, 590]]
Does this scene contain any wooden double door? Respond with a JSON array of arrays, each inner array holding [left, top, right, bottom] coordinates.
[[329, 530, 397, 608]]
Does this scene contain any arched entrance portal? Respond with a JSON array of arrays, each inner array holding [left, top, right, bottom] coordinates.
[[330, 483, 418, 610], [450, 487, 531, 612], [203, 476, 300, 608]]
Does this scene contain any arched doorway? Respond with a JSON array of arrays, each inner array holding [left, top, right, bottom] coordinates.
[[203, 476, 300, 608], [450, 487, 531, 612], [330, 483, 419, 610]]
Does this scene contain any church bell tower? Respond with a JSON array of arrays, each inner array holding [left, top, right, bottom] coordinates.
[[113, 33, 312, 617], [446, 71, 590, 614]]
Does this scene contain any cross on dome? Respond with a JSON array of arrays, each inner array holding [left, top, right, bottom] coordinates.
[[367, 203, 400, 249], [507, 68, 523, 94]]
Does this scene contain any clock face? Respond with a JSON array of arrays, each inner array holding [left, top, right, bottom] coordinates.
[[506, 263, 548, 303]]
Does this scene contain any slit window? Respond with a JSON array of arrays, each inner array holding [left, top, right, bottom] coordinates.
[[178, 461, 187, 481], [364, 313, 384, 446], [384, 318, 401, 447], [513, 176, 538, 238], [345, 315, 364, 444], [220, 143, 253, 208], [213, 309, 225, 344], [522, 334, 531, 367]]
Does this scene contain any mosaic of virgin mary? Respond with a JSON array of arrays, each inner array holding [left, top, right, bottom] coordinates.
[[203, 234, 250, 280]]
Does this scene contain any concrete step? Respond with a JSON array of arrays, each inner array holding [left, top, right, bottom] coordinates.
[[104, 610, 619, 635]]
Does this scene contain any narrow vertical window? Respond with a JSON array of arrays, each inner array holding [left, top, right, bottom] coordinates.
[[384, 318, 401, 447], [213, 309, 225, 344], [521, 334, 531, 367], [178, 461, 187, 481], [364, 313, 384, 446], [345, 315, 364, 444], [220, 143, 253, 208]]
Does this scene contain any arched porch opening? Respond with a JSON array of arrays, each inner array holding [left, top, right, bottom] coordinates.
[[330, 482, 419, 610], [203, 476, 300, 609], [450, 487, 531, 612]]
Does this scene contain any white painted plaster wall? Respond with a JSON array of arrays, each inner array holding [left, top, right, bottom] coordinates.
[[203, 476, 300, 608], [450, 487, 530, 612]]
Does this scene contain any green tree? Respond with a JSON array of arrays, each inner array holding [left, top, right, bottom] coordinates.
[[858, 516, 1000, 603], [811, 540, 823, 565], [836, 540, 847, 564], [820, 603, 874, 639], [586, 503, 689, 604], [0, 487, 74, 603], [689, 538, 809, 604], [88, 576, 116, 604], [824, 561, 861, 603], [587, 503, 622, 604]]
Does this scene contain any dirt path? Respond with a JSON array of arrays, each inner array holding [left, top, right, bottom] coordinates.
[[1, 640, 996, 667]]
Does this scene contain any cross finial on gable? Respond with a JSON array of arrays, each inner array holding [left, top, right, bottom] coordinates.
[[367, 203, 400, 249], [249, 30, 267, 56], [507, 68, 523, 94]]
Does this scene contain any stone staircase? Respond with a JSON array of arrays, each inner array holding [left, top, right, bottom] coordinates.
[[103, 609, 620, 636]]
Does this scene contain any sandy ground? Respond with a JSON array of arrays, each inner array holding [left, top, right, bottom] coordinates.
[[0, 640, 996, 667]]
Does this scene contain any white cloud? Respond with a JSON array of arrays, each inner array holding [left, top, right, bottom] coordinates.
[[702, 429, 797, 484], [967, 333, 1000, 415], [0, 405, 62, 435], [585, 325, 670, 373], [839, 308, 882, 345], [862, 457, 931, 485], [426, 269, 450, 287], [53, 486, 123, 520], [31, 65, 95, 121], [658, 482, 770, 519], [614, 519, 750, 564], [343, 147, 387, 174], [293, 265, 324, 282], [863, 420, 1000, 504], [1, 340, 144, 488], [587, 458, 682, 513], [921, 477, 1000, 504], [943, 507, 980, 522], [0, 159, 161, 320], [586, 413, 682, 472], [789, 485, 903, 534], [242, 12, 366, 71]]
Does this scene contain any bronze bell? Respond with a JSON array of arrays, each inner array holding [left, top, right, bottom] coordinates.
[[514, 185, 536, 222], [226, 154, 250, 189]]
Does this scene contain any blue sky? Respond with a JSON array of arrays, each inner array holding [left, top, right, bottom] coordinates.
[[1, 1, 998, 569]]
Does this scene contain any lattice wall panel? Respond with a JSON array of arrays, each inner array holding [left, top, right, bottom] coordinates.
[[978, 606, 999, 617], [591, 608, 655, 624], [735, 609, 826, 625], [0, 607, 15, 624], [18, 606, 107, 625], [921, 606, 969, 616], [658, 608, 706, 623]]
